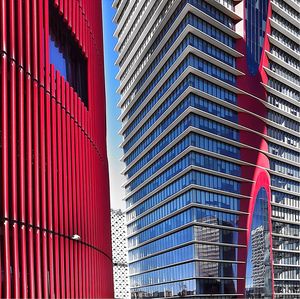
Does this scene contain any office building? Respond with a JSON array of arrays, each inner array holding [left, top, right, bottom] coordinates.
[[114, 0, 299, 297], [0, 0, 113, 297], [111, 209, 130, 299]]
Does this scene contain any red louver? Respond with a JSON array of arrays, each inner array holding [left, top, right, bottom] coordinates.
[[0, 0, 113, 298]]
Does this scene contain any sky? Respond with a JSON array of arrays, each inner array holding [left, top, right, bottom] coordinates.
[[102, 0, 126, 211]]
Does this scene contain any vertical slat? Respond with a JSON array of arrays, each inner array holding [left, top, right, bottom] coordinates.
[[88, 138, 92, 297], [8, 0, 21, 296], [46, 66, 58, 298], [73, 92, 79, 299], [31, 0, 43, 296], [58, 0, 63, 15], [84, 126, 89, 297], [82, 108, 87, 298], [79, 2, 83, 47], [0, 0, 11, 296], [70, 88, 78, 299], [82, 4, 85, 50], [0, 11, 3, 299], [77, 101, 83, 299], [37, 0, 49, 295], [69, 0, 72, 29], [57, 72, 66, 298], [24, 0, 36, 296], [44, 2, 55, 297], [63, 0, 68, 22], [66, 83, 74, 298], [92, 151, 96, 298], [88, 114, 92, 299], [76, 1, 80, 44], [61, 80, 70, 298], [17, 0, 28, 297], [74, 96, 82, 299], [52, 68, 60, 299], [71, 1, 77, 38]]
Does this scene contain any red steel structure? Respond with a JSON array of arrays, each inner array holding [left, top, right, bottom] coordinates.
[[0, 0, 114, 298]]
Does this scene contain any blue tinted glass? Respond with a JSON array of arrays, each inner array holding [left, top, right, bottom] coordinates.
[[246, 0, 268, 75], [245, 188, 272, 298], [49, 36, 67, 78]]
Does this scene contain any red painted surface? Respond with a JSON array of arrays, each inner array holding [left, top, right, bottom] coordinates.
[[0, 0, 113, 298], [236, 0, 274, 297]]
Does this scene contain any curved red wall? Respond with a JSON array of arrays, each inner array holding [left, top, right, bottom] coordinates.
[[0, 0, 113, 298], [236, 0, 274, 296]]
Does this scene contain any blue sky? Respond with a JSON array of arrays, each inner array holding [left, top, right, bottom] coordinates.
[[102, 0, 126, 210]]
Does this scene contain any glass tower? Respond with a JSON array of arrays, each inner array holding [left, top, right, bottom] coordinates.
[[114, 0, 299, 298]]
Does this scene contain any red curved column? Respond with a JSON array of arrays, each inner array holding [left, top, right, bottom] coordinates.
[[236, 0, 274, 296], [0, 0, 113, 298]]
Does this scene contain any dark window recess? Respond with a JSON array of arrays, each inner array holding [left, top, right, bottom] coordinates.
[[49, 2, 88, 107]]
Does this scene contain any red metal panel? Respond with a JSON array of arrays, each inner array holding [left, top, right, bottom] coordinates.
[[236, 1, 274, 296], [1, 1, 114, 297]]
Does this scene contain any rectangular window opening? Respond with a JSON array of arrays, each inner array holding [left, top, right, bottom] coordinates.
[[49, 1, 88, 108]]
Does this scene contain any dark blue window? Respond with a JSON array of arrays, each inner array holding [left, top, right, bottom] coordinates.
[[49, 38, 67, 78], [246, 0, 268, 75], [49, 1, 88, 107]]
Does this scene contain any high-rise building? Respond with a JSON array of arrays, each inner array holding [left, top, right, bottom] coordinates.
[[0, 0, 113, 297], [114, 0, 299, 298], [111, 209, 130, 299], [250, 226, 265, 291]]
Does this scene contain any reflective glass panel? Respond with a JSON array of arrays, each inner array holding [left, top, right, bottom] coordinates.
[[245, 188, 272, 298], [246, 0, 268, 75]]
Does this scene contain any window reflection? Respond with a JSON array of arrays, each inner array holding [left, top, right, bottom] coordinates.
[[245, 188, 272, 298], [246, 0, 268, 75], [131, 279, 196, 298], [196, 278, 237, 295], [49, 1, 88, 107]]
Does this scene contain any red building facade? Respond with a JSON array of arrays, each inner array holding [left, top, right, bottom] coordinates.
[[0, 0, 113, 298]]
